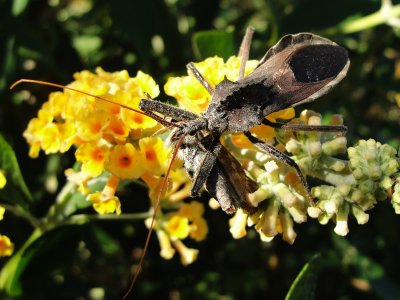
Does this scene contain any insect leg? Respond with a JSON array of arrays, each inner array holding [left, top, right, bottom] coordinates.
[[186, 62, 215, 95], [191, 144, 221, 196], [262, 119, 347, 134], [139, 99, 198, 121], [238, 26, 255, 81], [244, 131, 314, 202]]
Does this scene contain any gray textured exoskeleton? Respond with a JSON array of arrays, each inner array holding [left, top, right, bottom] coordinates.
[[139, 27, 350, 214]]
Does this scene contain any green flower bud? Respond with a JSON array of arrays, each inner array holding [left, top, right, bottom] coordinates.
[[351, 206, 369, 224], [392, 181, 400, 214]]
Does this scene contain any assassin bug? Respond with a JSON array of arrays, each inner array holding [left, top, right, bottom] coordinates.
[[139, 27, 349, 213], [11, 27, 349, 298]]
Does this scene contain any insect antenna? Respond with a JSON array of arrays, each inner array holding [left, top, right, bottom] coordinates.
[[10, 78, 187, 296], [9, 79, 181, 129], [122, 132, 187, 299]]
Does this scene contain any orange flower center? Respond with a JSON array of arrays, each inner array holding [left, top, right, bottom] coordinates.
[[109, 103, 120, 114], [118, 154, 132, 168], [111, 123, 125, 135], [91, 148, 105, 161], [133, 115, 143, 124], [90, 122, 101, 133], [145, 149, 157, 161]]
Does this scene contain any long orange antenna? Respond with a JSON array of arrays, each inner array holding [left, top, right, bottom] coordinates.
[[122, 133, 186, 299], [11, 78, 186, 297], [10, 79, 180, 128]]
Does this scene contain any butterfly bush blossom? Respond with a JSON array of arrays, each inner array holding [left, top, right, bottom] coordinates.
[[22, 55, 400, 263], [0, 171, 14, 257], [165, 56, 400, 245]]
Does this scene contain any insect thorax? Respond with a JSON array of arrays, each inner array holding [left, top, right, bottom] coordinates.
[[204, 79, 271, 135]]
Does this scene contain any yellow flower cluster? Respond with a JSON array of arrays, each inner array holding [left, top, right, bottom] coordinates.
[[147, 201, 208, 265], [24, 68, 174, 215], [23, 55, 300, 263], [165, 56, 258, 114], [0, 173, 14, 257]]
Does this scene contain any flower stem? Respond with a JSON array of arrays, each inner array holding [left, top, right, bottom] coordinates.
[[320, 3, 400, 35], [69, 212, 153, 223], [1, 203, 41, 228]]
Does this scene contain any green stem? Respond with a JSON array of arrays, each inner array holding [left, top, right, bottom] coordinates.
[[42, 180, 81, 231], [1, 204, 41, 228], [320, 3, 400, 35], [68, 212, 153, 223]]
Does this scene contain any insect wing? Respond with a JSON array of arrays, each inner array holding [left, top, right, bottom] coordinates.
[[244, 33, 349, 114], [211, 145, 258, 213]]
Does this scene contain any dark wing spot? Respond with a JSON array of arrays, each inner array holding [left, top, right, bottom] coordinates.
[[289, 44, 348, 83]]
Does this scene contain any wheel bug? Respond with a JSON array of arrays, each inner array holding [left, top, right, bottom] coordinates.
[[10, 26, 349, 298], [139, 27, 349, 213]]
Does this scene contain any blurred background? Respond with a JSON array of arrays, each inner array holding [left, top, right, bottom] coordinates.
[[1, 0, 400, 299]]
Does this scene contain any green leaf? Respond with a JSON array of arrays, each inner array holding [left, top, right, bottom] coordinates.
[[333, 237, 400, 299], [192, 30, 235, 60], [0, 36, 17, 92], [87, 225, 120, 255], [0, 225, 84, 296], [72, 35, 103, 64], [0, 133, 32, 208], [12, 0, 30, 16], [285, 254, 321, 300], [55, 175, 108, 219]]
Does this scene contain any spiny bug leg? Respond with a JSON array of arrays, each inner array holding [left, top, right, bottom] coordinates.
[[139, 98, 198, 122], [190, 143, 221, 196], [262, 119, 347, 134], [244, 131, 314, 203], [238, 27, 255, 81], [186, 62, 215, 95]]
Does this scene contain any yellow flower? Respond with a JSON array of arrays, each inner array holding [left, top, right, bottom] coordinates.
[[229, 209, 248, 239], [87, 174, 122, 214], [178, 201, 205, 221], [267, 107, 295, 121], [165, 215, 190, 240], [0, 206, 5, 220], [120, 98, 159, 130], [105, 143, 145, 179], [165, 55, 259, 115], [88, 191, 121, 215], [47, 91, 68, 117], [172, 240, 199, 266], [40, 123, 61, 154], [224, 56, 259, 81], [0, 170, 6, 189], [189, 218, 208, 241], [75, 110, 110, 142], [156, 229, 175, 260], [75, 143, 109, 177], [165, 76, 209, 115], [139, 137, 170, 176], [104, 116, 129, 143], [129, 71, 160, 98], [24, 67, 160, 156], [65, 169, 91, 195], [0, 234, 14, 257], [58, 122, 76, 153]]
